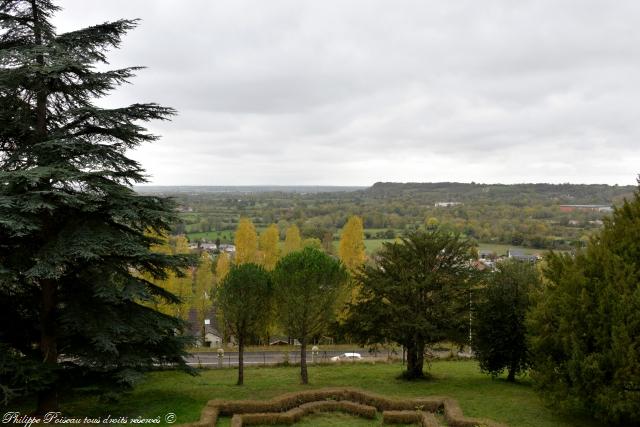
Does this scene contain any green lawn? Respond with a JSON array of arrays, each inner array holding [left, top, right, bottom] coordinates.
[[476, 243, 543, 257], [34, 361, 600, 427], [186, 230, 235, 242]]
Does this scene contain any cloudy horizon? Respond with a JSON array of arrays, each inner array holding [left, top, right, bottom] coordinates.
[[54, 1, 640, 186]]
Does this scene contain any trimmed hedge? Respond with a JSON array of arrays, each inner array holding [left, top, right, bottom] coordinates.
[[210, 387, 442, 414], [238, 401, 376, 425], [176, 387, 507, 427], [382, 410, 440, 427]]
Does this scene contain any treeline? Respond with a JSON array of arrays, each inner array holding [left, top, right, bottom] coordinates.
[[164, 182, 634, 250]]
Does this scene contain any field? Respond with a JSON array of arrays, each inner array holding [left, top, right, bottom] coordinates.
[[44, 361, 601, 427]]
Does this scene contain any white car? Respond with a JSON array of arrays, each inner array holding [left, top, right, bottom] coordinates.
[[330, 352, 363, 362]]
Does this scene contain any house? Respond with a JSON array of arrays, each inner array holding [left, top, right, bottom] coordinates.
[[506, 249, 539, 263], [218, 244, 236, 253], [559, 204, 612, 213], [203, 325, 223, 348], [200, 243, 217, 251]]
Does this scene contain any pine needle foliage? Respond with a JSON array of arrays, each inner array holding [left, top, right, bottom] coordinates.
[[0, 0, 194, 412]]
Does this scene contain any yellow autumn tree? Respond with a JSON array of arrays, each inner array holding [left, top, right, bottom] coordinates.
[[338, 216, 366, 274], [152, 235, 193, 321], [283, 224, 302, 256], [337, 216, 366, 320], [302, 237, 323, 250], [259, 223, 280, 270], [214, 251, 231, 340], [234, 218, 258, 264], [215, 251, 231, 284], [193, 252, 214, 345]]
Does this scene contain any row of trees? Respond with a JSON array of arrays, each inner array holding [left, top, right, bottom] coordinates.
[[140, 216, 366, 352], [218, 249, 348, 385]]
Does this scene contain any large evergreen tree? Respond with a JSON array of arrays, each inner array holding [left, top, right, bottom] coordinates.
[[345, 229, 476, 379], [0, 0, 193, 412], [528, 179, 640, 425]]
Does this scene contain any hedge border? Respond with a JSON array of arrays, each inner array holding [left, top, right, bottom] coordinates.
[[176, 387, 507, 427]]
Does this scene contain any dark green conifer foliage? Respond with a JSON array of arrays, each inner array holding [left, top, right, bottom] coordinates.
[[472, 259, 540, 382], [0, 0, 193, 412], [345, 229, 477, 380], [529, 178, 640, 425]]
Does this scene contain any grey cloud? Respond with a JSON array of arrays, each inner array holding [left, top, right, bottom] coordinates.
[[54, 0, 640, 185]]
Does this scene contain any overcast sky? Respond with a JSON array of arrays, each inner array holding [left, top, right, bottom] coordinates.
[[54, 0, 640, 186]]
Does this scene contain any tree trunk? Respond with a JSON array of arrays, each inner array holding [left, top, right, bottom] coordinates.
[[300, 337, 308, 384], [32, 0, 57, 412], [237, 334, 244, 385], [36, 279, 58, 414], [416, 339, 425, 375], [404, 341, 424, 380], [507, 360, 517, 382]]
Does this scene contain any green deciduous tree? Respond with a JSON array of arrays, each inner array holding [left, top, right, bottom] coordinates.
[[216, 264, 272, 385], [0, 0, 193, 412], [272, 248, 348, 384], [472, 259, 540, 381], [528, 181, 640, 425], [345, 229, 476, 379]]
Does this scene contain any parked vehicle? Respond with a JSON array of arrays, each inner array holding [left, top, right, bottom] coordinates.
[[330, 352, 362, 362]]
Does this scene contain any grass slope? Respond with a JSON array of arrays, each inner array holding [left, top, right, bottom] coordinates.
[[39, 361, 601, 427]]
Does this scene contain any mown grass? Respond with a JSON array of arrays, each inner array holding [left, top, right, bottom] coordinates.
[[22, 361, 602, 427]]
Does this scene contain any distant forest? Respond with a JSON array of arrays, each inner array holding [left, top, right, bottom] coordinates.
[[139, 182, 636, 251]]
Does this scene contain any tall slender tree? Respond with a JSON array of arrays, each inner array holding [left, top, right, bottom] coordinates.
[[234, 217, 258, 264], [283, 224, 302, 256], [0, 0, 193, 412], [193, 252, 214, 345], [338, 216, 366, 273], [258, 223, 279, 270]]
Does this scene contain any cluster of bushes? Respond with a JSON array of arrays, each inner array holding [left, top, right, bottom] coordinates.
[[472, 183, 640, 425]]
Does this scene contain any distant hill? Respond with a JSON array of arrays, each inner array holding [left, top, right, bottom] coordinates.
[[366, 182, 635, 205]]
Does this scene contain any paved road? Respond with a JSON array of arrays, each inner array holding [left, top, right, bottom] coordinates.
[[185, 348, 395, 367]]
